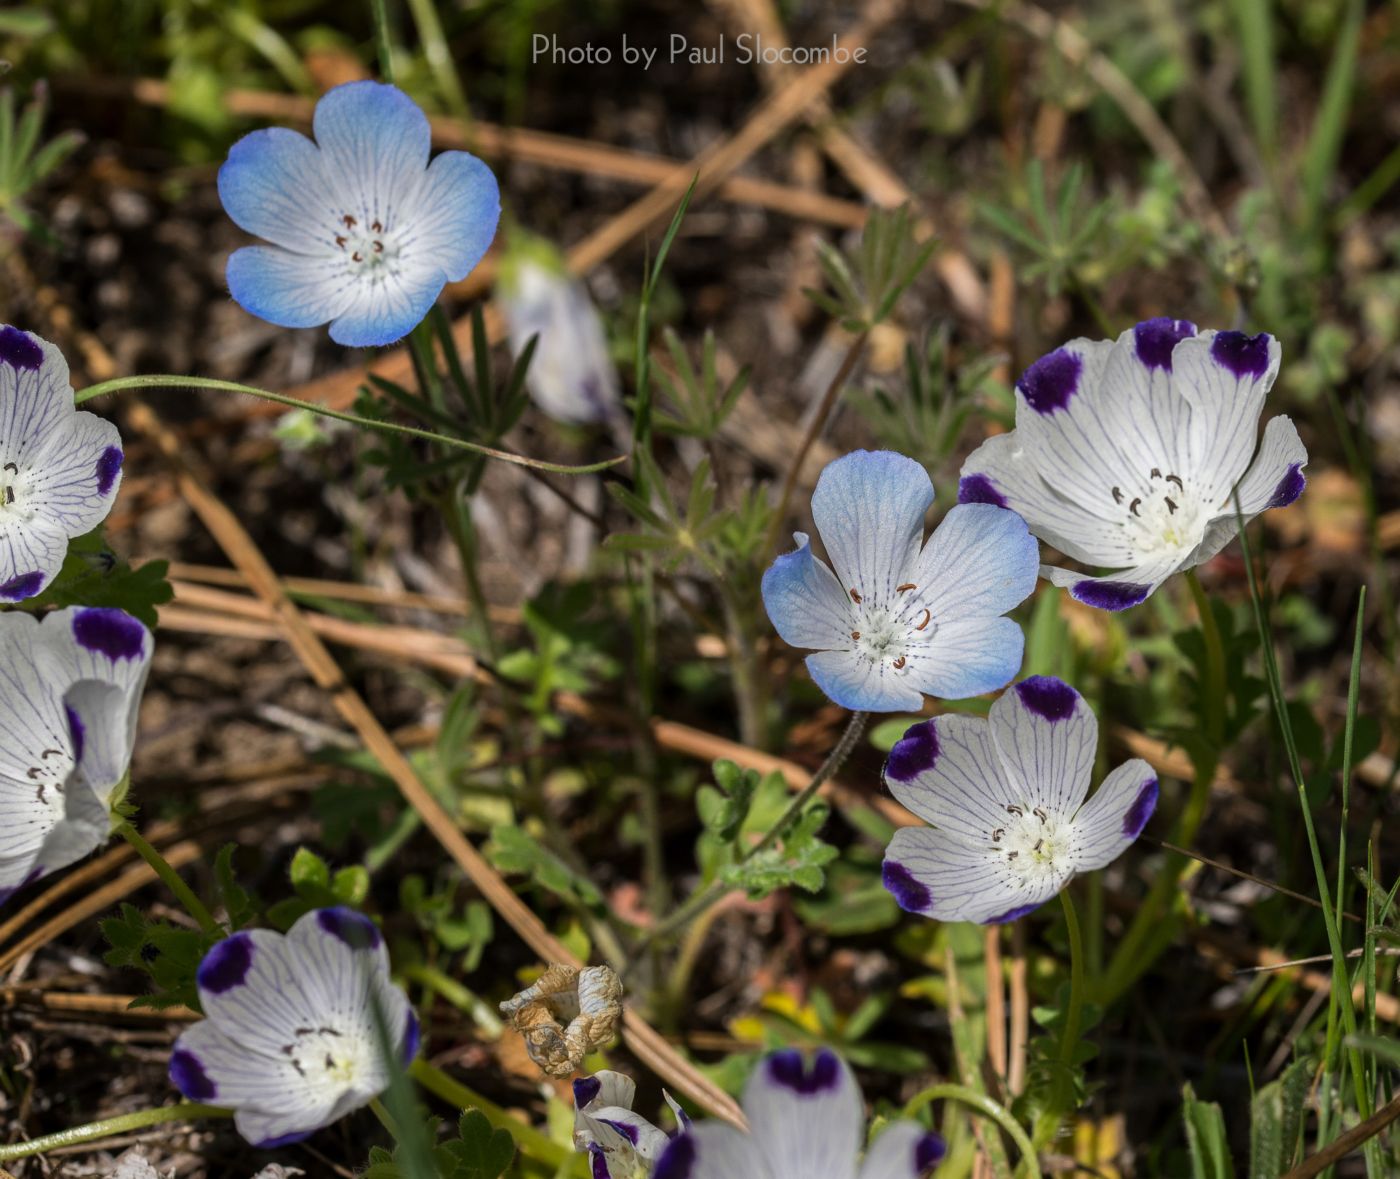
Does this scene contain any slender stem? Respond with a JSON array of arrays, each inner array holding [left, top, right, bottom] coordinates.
[[369, 1096, 401, 1140], [116, 821, 220, 934], [0, 1103, 231, 1160], [1185, 568, 1227, 751], [902, 1083, 1041, 1179], [1281, 1091, 1400, 1179], [368, 0, 396, 83], [74, 376, 625, 477], [404, 962, 503, 1037], [409, 1058, 582, 1172], [1057, 889, 1084, 1073]]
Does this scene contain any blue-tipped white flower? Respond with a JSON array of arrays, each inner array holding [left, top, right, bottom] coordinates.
[[881, 676, 1157, 925], [574, 1069, 689, 1177], [761, 450, 1040, 712], [958, 319, 1307, 611], [0, 607, 152, 904], [499, 240, 622, 425], [219, 81, 500, 348], [0, 326, 123, 602], [653, 1048, 944, 1179], [169, 907, 418, 1148]]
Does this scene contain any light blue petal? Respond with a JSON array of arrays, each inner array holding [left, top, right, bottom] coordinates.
[[909, 615, 1024, 700], [312, 81, 431, 216], [761, 532, 853, 652], [327, 263, 446, 348], [914, 502, 1039, 620], [402, 151, 500, 282], [226, 246, 354, 331], [806, 649, 924, 713], [218, 126, 333, 252], [810, 450, 932, 609]]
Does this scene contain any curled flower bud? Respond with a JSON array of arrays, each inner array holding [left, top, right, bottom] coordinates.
[[500, 963, 623, 1078]]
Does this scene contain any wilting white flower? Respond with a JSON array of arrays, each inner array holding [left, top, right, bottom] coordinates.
[[881, 676, 1157, 924], [958, 319, 1306, 610], [219, 81, 500, 347], [0, 326, 124, 602], [573, 1069, 689, 1177], [654, 1048, 944, 1179], [0, 607, 152, 905], [762, 449, 1039, 711], [500, 962, 624, 1078], [499, 244, 622, 426], [168, 907, 419, 1147]]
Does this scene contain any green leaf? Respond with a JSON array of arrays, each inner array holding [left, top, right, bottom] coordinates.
[[488, 825, 604, 908], [1182, 1083, 1235, 1179], [1248, 1057, 1310, 1179], [290, 846, 331, 891]]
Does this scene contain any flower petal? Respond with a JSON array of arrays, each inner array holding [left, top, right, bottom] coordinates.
[[1191, 415, 1308, 567], [328, 261, 447, 348], [762, 533, 855, 652], [1071, 759, 1158, 870], [903, 615, 1025, 701], [988, 677, 1097, 816], [806, 648, 924, 713], [27, 408, 124, 541], [1040, 551, 1186, 612], [810, 451, 932, 609], [311, 81, 432, 218], [655, 1125, 773, 1179], [913, 503, 1039, 620], [884, 715, 1021, 845], [883, 827, 1049, 924], [1171, 329, 1282, 503], [858, 1123, 946, 1179], [226, 246, 357, 333], [582, 1106, 671, 1161], [745, 1049, 862, 1179], [218, 126, 336, 253], [399, 150, 500, 283]]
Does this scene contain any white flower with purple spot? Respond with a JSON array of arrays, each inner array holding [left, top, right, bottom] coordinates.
[[500, 244, 622, 426], [958, 318, 1306, 610], [653, 1048, 944, 1179], [573, 1070, 689, 1177], [169, 907, 419, 1147], [0, 326, 124, 602], [880, 676, 1157, 924], [219, 81, 500, 348], [762, 450, 1040, 711], [0, 607, 152, 904]]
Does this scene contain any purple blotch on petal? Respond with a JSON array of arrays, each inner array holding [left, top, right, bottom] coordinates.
[[1016, 348, 1082, 415], [0, 572, 44, 601], [197, 932, 254, 993], [886, 720, 939, 784], [316, 906, 382, 949], [66, 705, 86, 763], [1133, 317, 1197, 371], [957, 473, 1008, 508], [654, 1135, 695, 1179], [589, 1143, 611, 1179], [72, 608, 147, 660], [1211, 330, 1272, 379], [573, 1076, 602, 1108], [599, 1118, 641, 1146], [883, 860, 932, 914], [1013, 675, 1078, 723], [169, 1048, 217, 1100], [1070, 579, 1153, 612], [0, 865, 46, 907], [766, 1047, 841, 1095], [984, 901, 1044, 925], [1267, 463, 1305, 509], [402, 1008, 421, 1065], [254, 1130, 315, 1149], [1122, 778, 1159, 839], [917, 1130, 949, 1170], [95, 446, 124, 496], [0, 326, 43, 370]]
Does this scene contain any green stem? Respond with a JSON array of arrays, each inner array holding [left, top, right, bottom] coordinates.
[[409, 1059, 584, 1173], [116, 821, 220, 935], [1058, 889, 1084, 1072], [404, 962, 503, 1037], [369, 1095, 401, 1139], [74, 375, 624, 477], [1185, 568, 1227, 759], [902, 1083, 1041, 1179], [0, 1103, 231, 1160], [368, 0, 395, 83]]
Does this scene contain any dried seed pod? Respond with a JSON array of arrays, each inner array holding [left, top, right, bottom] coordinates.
[[500, 963, 624, 1078]]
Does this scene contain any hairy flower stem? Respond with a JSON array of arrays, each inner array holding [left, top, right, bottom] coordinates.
[[632, 710, 868, 963], [115, 821, 220, 935], [0, 1103, 232, 1160], [1032, 890, 1087, 1149], [902, 1083, 1041, 1179]]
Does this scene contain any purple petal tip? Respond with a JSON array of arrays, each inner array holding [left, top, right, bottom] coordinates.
[[1267, 463, 1305, 509], [96, 446, 124, 496], [917, 1130, 948, 1170], [197, 932, 254, 994], [1211, 330, 1272, 379], [1013, 675, 1079, 722], [766, 1047, 841, 1095], [886, 720, 940, 783], [984, 901, 1043, 925], [1133, 317, 1197, 371], [316, 906, 381, 949], [0, 326, 43, 370], [1070, 579, 1153, 611], [957, 473, 1008, 508], [1017, 347, 1082, 415], [253, 1130, 315, 1149], [72, 608, 147, 660], [573, 1076, 602, 1108], [654, 1135, 696, 1179], [0, 571, 44, 601], [169, 1048, 218, 1100], [883, 860, 932, 914], [1122, 777, 1159, 838]]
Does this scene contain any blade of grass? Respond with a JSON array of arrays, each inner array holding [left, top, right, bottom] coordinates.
[[1225, 0, 1278, 165], [1301, 0, 1363, 229]]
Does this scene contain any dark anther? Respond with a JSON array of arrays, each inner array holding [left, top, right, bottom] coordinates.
[[892, 656, 907, 670], [372, 241, 383, 253], [1165, 497, 1178, 514], [325, 1054, 335, 1070], [1167, 473, 1184, 490], [342, 214, 357, 228], [1006, 804, 1024, 817], [896, 582, 917, 593], [1129, 498, 1142, 517], [1150, 467, 1161, 479], [352, 251, 363, 262], [26, 767, 44, 779], [1111, 486, 1123, 503], [915, 609, 931, 631], [3, 463, 16, 474], [335, 235, 347, 248], [4, 487, 13, 506], [851, 631, 861, 641], [849, 589, 862, 603], [1033, 807, 1047, 822], [1007, 851, 1019, 861], [1034, 838, 1044, 852], [41, 749, 61, 759], [992, 828, 1004, 842], [371, 219, 383, 232]]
